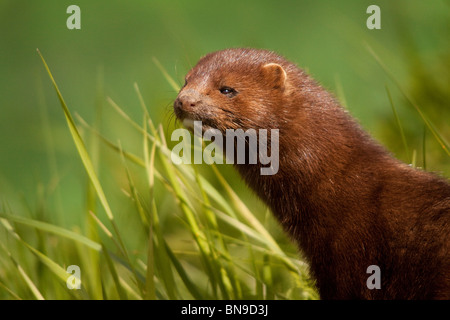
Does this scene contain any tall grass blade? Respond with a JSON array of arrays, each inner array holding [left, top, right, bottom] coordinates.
[[37, 49, 143, 295], [367, 45, 450, 156], [143, 115, 156, 300], [83, 66, 104, 299], [0, 213, 101, 251], [210, 165, 299, 271], [101, 244, 128, 300], [163, 240, 204, 299], [0, 243, 44, 300], [37, 49, 116, 222], [152, 57, 180, 92], [385, 85, 411, 163], [0, 281, 22, 300], [1, 217, 87, 299], [423, 126, 427, 170]]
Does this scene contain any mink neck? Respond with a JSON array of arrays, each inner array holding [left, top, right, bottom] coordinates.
[[234, 96, 391, 248]]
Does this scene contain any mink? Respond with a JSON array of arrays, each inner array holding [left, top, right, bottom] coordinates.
[[173, 48, 450, 299]]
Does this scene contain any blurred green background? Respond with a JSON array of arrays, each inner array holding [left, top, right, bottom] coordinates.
[[0, 0, 449, 231]]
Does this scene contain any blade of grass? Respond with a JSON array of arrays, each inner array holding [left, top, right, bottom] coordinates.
[[119, 276, 142, 300], [117, 141, 149, 297], [262, 254, 274, 300], [37, 49, 144, 295], [0, 213, 101, 251], [135, 82, 157, 134], [23, 241, 89, 299], [37, 49, 125, 258], [83, 66, 104, 299], [192, 159, 242, 299], [76, 114, 178, 198], [210, 164, 300, 273], [386, 85, 411, 163], [37, 50, 127, 253], [162, 240, 204, 299], [422, 126, 427, 170], [0, 281, 23, 300], [152, 57, 180, 92], [37, 49, 115, 222], [367, 45, 450, 156], [153, 122, 231, 298], [37, 49, 127, 259], [0, 218, 88, 299], [143, 114, 156, 300], [411, 149, 417, 168], [120, 142, 150, 228], [0, 243, 44, 300], [144, 211, 156, 300], [334, 74, 348, 109], [101, 244, 127, 300], [36, 73, 64, 225]]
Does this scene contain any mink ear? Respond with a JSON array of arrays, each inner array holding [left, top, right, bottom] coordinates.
[[261, 63, 286, 90]]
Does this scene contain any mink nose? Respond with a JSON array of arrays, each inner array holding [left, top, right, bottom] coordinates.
[[175, 90, 202, 110], [174, 98, 183, 112]]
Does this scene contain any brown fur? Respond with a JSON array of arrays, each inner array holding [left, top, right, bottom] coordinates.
[[173, 48, 450, 299]]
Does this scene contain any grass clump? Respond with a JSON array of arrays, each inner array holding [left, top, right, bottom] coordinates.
[[0, 51, 317, 300]]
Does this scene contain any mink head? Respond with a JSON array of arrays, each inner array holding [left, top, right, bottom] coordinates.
[[174, 48, 299, 133]]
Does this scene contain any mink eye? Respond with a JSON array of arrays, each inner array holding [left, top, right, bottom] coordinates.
[[219, 86, 238, 97]]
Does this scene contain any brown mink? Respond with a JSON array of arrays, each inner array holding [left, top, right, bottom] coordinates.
[[173, 48, 450, 299]]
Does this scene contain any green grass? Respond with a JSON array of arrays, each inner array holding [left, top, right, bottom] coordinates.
[[0, 51, 318, 300], [0, 1, 448, 301], [1, 39, 448, 300]]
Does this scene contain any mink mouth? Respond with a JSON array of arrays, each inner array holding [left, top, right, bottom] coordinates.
[[173, 97, 224, 133], [174, 108, 218, 133], [181, 117, 218, 133]]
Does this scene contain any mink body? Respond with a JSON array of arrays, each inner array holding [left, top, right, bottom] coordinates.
[[173, 48, 450, 299]]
